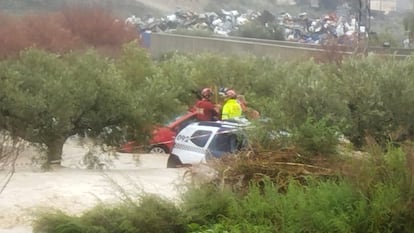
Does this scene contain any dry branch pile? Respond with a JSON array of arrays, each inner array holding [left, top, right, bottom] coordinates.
[[207, 149, 347, 192]]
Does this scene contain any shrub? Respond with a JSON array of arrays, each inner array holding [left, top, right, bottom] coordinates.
[[0, 48, 147, 164], [292, 117, 339, 156], [156, 53, 414, 149], [33, 210, 95, 233], [345, 146, 414, 232], [368, 31, 399, 47], [33, 147, 414, 233], [334, 55, 414, 147], [180, 184, 235, 226], [61, 6, 136, 48], [157, 53, 262, 107], [189, 169, 414, 233], [33, 194, 187, 233]]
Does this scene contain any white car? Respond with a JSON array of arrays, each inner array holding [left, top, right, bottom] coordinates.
[[166, 119, 250, 168]]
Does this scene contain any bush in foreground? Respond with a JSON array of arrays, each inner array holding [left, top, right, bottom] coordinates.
[[33, 195, 187, 233], [33, 146, 414, 233]]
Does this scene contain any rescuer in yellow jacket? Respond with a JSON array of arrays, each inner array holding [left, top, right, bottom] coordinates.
[[221, 89, 242, 120]]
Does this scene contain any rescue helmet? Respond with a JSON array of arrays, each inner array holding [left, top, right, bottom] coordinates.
[[201, 88, 213, 98], [218, 87, 229, 96]]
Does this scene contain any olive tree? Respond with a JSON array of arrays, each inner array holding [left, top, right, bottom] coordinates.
[[0, 44, 183, 166]]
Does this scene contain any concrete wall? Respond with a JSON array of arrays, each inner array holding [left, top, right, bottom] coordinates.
[[149, 33, 342, 60], [148, 33, 413, 60]]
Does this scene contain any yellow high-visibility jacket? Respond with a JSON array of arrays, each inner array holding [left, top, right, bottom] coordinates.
[[221, 99, 242, 120]]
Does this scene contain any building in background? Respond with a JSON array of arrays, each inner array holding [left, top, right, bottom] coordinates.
[[305, 0, 412, 12], [396, 0, 413, 11], [370, 0, 396, 12], [309, 0, 320, 8], [370, 0, 413, 12], [277, 0, 297, 4]]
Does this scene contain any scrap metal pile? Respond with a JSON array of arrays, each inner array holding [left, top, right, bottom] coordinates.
[[125, 3, 361, 45]]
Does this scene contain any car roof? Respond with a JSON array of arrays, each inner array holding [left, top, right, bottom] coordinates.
[[167, 111, 197, 128], [189, 119, 250, 130], [197, 121, 237, 127]]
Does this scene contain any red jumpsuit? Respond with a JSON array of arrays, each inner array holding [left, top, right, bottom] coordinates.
[[194, 98, 218, 121]]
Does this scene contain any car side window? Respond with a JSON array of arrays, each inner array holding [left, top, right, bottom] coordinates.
[[190, 130, 212, 147], [212, 133, 237, 152], [211, 131, 247, 152]]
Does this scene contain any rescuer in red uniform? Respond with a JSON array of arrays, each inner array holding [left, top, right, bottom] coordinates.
[[194, 88, 219, 121]]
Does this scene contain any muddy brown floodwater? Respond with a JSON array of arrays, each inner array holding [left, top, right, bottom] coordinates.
[[0, 137, 187, 233]]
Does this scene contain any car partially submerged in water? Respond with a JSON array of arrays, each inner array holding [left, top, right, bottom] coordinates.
[[167, 119, 251, 168], [119, 111, 198, 154]]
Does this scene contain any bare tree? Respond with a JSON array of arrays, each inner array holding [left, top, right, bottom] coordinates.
[[0, 131, 28, 195]]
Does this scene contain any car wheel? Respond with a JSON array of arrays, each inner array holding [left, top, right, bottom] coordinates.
[[167, 154, 182, 168], [149, 145, 168, 154]]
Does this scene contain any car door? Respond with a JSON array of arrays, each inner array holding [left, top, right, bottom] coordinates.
[[173, 127, 215, 164]]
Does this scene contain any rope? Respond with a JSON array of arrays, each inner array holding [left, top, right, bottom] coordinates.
[[121, 122, 248, 152]]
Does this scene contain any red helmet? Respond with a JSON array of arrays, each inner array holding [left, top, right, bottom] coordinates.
[[201, 88, 213, 98], [226, 89, 236, 98]]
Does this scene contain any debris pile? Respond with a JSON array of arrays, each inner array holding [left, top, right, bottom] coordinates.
[[205, 149, 345, 192], [126, 3, 362, 45], [126, 9, 258, 37]]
